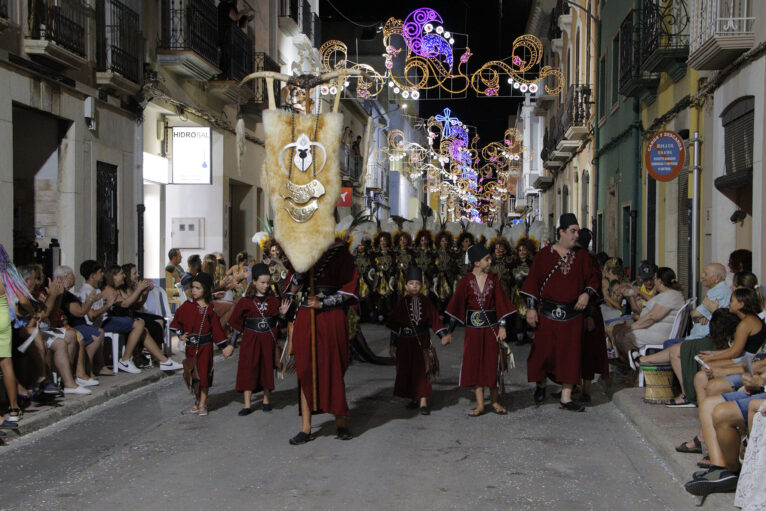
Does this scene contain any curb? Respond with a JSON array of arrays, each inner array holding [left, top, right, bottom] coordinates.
[[10, 370, 172, 438], [606, 381, 736, 508]]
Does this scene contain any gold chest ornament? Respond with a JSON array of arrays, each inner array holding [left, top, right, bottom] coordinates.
[[279, 115, 327, 223]]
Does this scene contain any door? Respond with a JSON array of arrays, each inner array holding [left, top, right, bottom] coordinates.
[[97, 161, 119, 266]]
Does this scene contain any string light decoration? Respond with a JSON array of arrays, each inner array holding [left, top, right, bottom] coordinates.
[[319, 7, 564, 100]]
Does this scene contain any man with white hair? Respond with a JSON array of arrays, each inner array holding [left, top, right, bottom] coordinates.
[[687, 263, 730, 340]]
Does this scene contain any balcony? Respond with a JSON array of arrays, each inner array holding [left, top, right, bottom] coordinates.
[[688, 0, 755, 70], [548, 7, 563, 54], [619, 11, 659, 99], [555, 0, 572, 34], [209, 27, 254, 102], [562, 84, 591, 143], [279, 0, 299, 35], [158, 0, 220, 81], [300, 0, 312, 42], [640, 0, 690, 81], [25, 0, 88, 70], [240, 52, 281, 120], [96, 0, 142, 96], [313, 12, 321, 47]]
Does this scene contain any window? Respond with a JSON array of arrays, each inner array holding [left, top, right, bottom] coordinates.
[[599, 55, 606, 118], [575, 29, 581, 84], [581, 171, 590, 224], [722, 96, 754, 175], [611, 34, 620, 106]]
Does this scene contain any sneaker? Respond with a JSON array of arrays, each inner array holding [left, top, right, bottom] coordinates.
[[158, 359, 183, 371], [63, 385, 92, 395], [117, 359, 141, 374], [75, 377, 100, 387], [37, 379, 61, 395], [684, 466, 739, 496]]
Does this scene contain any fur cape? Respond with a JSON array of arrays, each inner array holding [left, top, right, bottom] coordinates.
[[263, 109, 343, 273]]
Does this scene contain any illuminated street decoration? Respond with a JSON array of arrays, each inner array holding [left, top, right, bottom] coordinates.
[[318, 7, 564, 100]]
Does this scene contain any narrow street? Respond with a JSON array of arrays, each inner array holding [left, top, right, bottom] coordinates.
[[0, 324, 698, 510]]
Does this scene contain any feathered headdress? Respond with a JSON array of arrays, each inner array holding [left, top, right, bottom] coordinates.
[[0, 244, 35, 321], [414, 228, 433, 248], [435, 230, 454, 248], [336, 211, 373, 249], [251, 216, 275, 255]]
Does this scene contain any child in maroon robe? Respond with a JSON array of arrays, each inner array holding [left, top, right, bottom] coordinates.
[[170, 273, 233, 416], [445, 244, 516, 416], [229, 264, 290, 415], [387, 266, 452, 415]]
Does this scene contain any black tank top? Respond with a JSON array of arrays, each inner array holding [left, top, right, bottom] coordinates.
[[744, 318, 766, 354]]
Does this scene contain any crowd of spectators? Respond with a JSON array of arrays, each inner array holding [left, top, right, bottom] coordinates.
[[593, 247, 765, 504], [1, 255, 184, 431]]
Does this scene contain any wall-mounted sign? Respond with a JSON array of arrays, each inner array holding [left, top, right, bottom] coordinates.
[[171, 127, 212, 184], [645, 130, 686, 182], [337, 187, 353, 207]]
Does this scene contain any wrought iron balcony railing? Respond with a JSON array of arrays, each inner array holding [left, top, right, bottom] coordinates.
[[640, 0, 690, 68], [27, 0, 88, 57], [690, 0, 755, 54], [218, 24, 253, 88], [241, 51, 281, 111], [561, 84, 591, 135], [96, 0, 142, 84], [159, 0, 218, 67]]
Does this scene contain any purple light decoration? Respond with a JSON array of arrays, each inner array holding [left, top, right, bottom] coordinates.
[[460, 48, 472, 64], [402, 8, 454, 70]]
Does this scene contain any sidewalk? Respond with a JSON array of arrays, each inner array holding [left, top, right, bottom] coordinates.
[[4, 366, 175, 439], [606, 373, 736, 508]]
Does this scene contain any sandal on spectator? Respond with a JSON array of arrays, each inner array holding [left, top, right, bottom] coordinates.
[[665, 395, 695, 408], [676, 435, 703, 454], [491, 404, 508, 415], [467, 408, 486, 417], [627, 349, 641, 371], [697, 455, 711, 468]]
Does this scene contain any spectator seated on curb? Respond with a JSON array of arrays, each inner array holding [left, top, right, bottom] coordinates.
[[611, 267, 685, 365], [635, 261, 658, 305], [57, 265, 105, 387], [640, 271, 753, 407], [120, 263, 169, 356], [600, 258, 626, 322], [683, 370, 766, 500], [100, 264, 182, 373]]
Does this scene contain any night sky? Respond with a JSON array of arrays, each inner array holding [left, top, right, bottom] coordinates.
[[319, 0, 533, 142]]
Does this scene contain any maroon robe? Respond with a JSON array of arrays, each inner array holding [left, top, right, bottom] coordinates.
[[170, 301, 227, 387], [289, 242, 358, 416], [229, 295, 281, 393], [521, 245, 601, 385], [386, 294, 446, 399], [445, 272, 516, 388], [581, 254, 609, 380]]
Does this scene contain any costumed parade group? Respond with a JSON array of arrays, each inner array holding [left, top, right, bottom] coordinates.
[[137, 76, 608, 445], [164, 210, 607, 445]]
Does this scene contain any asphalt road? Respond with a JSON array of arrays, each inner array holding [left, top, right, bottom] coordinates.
[[0, 323, 699, 510]]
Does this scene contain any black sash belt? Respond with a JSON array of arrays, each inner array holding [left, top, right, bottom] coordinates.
[[466, 309, 498, 328], [398, 325, 429, 337], [186, 333, 212, 347], [540, 299, 582, 322], [244, 317, 277, 333]]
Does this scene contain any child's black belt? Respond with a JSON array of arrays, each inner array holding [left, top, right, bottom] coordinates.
[[244, 317, 277, 332], [466, 310, 498, 328], [540, 299, 582, 321], [398, 325, 429, 337], [186, 333, 212, 347]]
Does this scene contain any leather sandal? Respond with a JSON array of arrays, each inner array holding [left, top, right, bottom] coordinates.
[[676, 435, 703, 454]]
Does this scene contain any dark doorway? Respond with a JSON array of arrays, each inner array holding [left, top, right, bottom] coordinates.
[[97, 161, 119, 266], [12, 104, 70, 266]]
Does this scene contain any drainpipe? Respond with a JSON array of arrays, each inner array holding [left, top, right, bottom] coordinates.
[[135, 117, 145, 276], [592, 3, 601, 243]]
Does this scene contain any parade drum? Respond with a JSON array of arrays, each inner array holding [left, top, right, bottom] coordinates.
[[642, 364, 675, 403]]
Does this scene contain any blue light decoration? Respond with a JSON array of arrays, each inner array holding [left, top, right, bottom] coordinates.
[[434, 108, 459, 138], [401, 7, 454, 70]]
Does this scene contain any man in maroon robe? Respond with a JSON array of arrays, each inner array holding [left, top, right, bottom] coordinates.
[[446, 244, 516, 416], [285, 241, 358, 445], [521, 214, 600, 412]]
